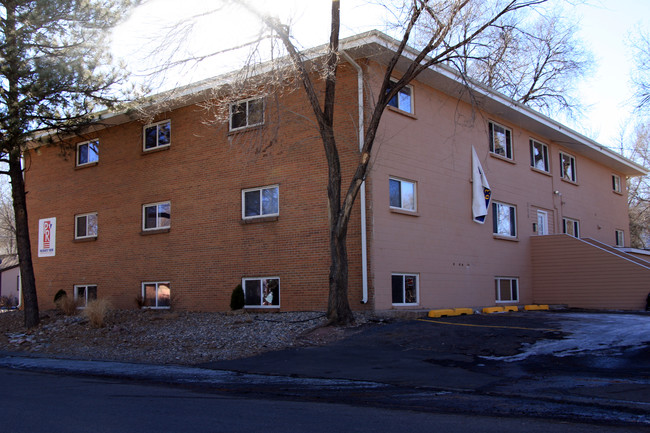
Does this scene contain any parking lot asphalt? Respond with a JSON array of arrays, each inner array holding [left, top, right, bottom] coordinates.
[[200, 311, 650, 420]]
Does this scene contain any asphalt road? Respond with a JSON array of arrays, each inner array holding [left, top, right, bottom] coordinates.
[[0, 367, 645, 433]]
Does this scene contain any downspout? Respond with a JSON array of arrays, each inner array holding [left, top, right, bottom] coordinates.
[[340, 50, 368, 304]]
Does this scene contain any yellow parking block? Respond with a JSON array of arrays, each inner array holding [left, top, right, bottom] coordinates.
[[428, 309, 458, 318], [503, 306, 518, 312], [482, 306, 505, 314], [524, 304, 549, 311], [453, 308, 474, 316]]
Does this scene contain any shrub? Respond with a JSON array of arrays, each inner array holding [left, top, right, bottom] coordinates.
[[83, 298, 111, 328], [53, 289, 67, 304], [230, 284, 245, 310], [55, 295, 77, 316], [135, 294, 144, 309]]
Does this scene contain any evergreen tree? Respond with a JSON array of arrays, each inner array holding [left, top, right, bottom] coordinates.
[[0, 0, 138, 327]]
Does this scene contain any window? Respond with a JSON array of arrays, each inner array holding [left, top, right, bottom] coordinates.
[[74, 285, 97, 307], [76, 140, 99, 166], [242, 185, 279, 219], [612, 174, 622, 193], [75, 212, 98, 239], [529, 139, 549, 172], [489, 122, 513, 159], [615, 230, 625, 247], [143, 120, 171, 151], [392, 273, 418, 305], [389, 177, 416, 211], [492, 202, 517, 238], [495, 277, 519, 302], [142, 282, 170, 308], [242, 277, 280, 307], [559, 152, 576, 182], [387, 80, 413, 114], [563, 217, 579, 238], [143, 202, 170, 231], [230, 98, 264, 131]]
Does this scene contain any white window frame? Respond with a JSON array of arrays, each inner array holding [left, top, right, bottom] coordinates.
[[229, 97, 265, 131], [242, 185, 279, 219], [489, 121, 513, 160], [141, 281, 171, 309], [242, 277, 280, 308], [559, 152, 577, 182], [529, 139, 549, 172], [76, 139, 99, 167], [563, 217, 580, 238], [492, 201, 517, 238], [73, 284, 97, 308], [389, 177, 417, 212], [615, 230, 625, 247], [143, 120, 171, 151], [612, 174, 622, 193], [74, 212, 98, 239], [387, 79, 414, 114], [142, 201, 171, 231], [391, 273, 419, 305], [495, 277, 519, 303]]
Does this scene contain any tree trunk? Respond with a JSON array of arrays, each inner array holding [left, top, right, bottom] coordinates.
[[8, 151, 39, 328], [327, 214, 354, 326]]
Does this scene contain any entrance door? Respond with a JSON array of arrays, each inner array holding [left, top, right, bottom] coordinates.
[[537, 210, 549, 235]]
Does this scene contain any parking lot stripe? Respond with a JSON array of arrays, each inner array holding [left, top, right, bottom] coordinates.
[[417, 318, 562, 333]]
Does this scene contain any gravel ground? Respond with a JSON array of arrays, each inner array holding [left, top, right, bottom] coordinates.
[[0, 309, 377, 365]]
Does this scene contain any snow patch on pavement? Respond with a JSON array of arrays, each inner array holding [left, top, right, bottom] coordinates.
[[486, 313, 650, 362]]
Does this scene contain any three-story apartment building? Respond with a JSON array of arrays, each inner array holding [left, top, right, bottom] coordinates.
[[25, 31, 649, 312]]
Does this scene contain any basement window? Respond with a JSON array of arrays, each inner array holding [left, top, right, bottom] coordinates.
[[392, 273, 418, 305], [243, 277, 280, 307], [74, 285, 97, 308], [142, 282, 170, 309], [495, 277, 518, 302]]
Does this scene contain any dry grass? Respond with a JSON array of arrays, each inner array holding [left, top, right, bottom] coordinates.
[[55, 296, 77, 316], [83, 299, 112, 328]]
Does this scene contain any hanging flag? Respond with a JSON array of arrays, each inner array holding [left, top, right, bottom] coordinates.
[[472, 146, 491, 223]]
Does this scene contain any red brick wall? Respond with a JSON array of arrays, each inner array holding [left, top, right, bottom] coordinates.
[[25, 66, 369, 312]]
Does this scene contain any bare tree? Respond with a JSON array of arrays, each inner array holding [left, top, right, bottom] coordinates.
[[453, 6, 592, 117], [631, 29, 650, 111], [202, 0, 549, 325], [621, 122, 650, 248], [0, 183, 16, 255], [0, 0, 139, 328]]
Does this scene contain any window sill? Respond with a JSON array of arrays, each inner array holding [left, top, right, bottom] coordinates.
[[228, 123, 265, 135], [244, 305, 280, 310], [391, 303, 420, 307], [390, 208, 419, 217], [489, 152, 515, 164], [75, 162, 98, 170], [73, 236, 97, 243], [141, 145, 170, 155], [241, 215, 279, 224], [530, 167, 551, 176], [387, 105, 417, 119], [613, 190, 623, 196], [493, 235, 519, 242], [560, 177, 578, 186], [140, 228, 170, 235], [141, 306, 171, 310]]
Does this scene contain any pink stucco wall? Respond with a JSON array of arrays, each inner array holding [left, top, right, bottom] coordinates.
[[367, 65, 630, 311]]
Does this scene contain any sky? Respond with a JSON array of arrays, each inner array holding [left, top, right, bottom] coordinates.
[[110, 0, 650, 152]]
